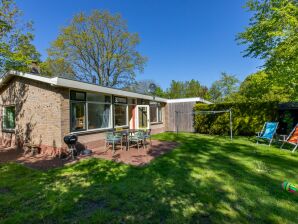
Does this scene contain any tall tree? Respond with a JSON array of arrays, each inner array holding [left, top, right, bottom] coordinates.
[[165, 79, 209, 99], [0, 0, 40, 74], [209, 72, 240, 102], [231, 71, 294, 102], [123, 79, 166, 97], [47, 10, 146, 87], [237, 0, 298, 91]]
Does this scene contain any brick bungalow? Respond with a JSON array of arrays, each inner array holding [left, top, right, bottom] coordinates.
[[0, 71, 210, 156]]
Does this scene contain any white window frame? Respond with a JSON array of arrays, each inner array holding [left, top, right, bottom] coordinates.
[[70, 91, 113, 133], [136, 105, 150, 129], [114, 103, 129, 128], [87, 102, 113, 131]]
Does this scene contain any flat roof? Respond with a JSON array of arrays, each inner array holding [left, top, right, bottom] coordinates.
[[0, 71, 212, 104]]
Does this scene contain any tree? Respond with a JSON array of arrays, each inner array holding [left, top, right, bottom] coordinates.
[[165, 80, 185, 99], [237, 0, 298, 90], [232, 71, 294, 102], [47, 10, 146, 87], [0, 0, 40, 74], [165, 79, 209, 99], [123, 80, 166, 97], [209, 73, 240, 102]]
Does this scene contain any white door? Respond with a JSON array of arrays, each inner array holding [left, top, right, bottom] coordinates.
[[135, 105, 150, 129]]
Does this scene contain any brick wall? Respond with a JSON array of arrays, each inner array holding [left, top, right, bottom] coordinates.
[[0, 76, 167, 156], [0, 77, 69, 155]]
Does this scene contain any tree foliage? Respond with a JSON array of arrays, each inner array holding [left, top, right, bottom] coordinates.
[[194, 101, 279, 136], [47, 10, 146, 87], [237, 0, 298, 92], [0, 0, 40, 74], [164, 79, 209, 99], [232, 71, 294, 102], [123, 79, 166, 97], [209, 73, 240, 102]]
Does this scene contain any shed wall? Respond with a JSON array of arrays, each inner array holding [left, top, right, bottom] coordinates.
[[166, 102, 196, 132]]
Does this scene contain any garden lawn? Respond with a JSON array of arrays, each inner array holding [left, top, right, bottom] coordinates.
[[1, 133, 298, 224]]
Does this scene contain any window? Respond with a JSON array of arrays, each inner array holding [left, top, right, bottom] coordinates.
[[70, 91, 112, 132], [3, 106, 16, 130], [128, 98, 136, 105], [88, 103, 111, 129], [70, 91, 86, 101], [114, 96, 127, 104], [149, 102, 163, 123], [70, 102, 86, 131], [150, 106, 157, 123], [87, 92, 111, 103], [158, 106, 162, 122], [114, 104, 127, 127]]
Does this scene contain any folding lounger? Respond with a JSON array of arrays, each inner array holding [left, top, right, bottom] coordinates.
[[256, 122, 279, 146], [280, 124, 298, 152]]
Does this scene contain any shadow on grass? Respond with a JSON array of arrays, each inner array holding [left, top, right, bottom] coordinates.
[[1, 133, 298, 223]]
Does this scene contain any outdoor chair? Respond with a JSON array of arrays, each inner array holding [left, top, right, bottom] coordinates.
[[280, 124, 298, 152], [105, 132, 123, 154], [143, 129, 152, 147], [256, 122, 279, 146], [128, 130, 145, 151]]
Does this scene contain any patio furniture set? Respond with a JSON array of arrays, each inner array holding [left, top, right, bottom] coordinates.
[[105, 129, 152, 154]]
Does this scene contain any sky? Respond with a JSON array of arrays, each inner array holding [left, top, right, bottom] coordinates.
[[17, 0, 263, 89]]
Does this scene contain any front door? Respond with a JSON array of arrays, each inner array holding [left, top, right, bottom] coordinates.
[[136, 105, 150, 129]]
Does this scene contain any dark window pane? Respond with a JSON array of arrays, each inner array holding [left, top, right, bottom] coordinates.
[[3, 106, 15, 129], [114, 105, 127, 126], [158, 107, 162, 122], [88, 103, 111, 129], [137, 99, 149, 105], [114, 96, 127, 104], [128, 98, 136, 105], [87, 93, 111, 103], [70, 91, 86, 101], [71, 102, 86, 131], [150, 106, 157, 123]]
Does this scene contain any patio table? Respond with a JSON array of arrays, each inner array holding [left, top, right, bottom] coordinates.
[[114, 129, 142, 150]]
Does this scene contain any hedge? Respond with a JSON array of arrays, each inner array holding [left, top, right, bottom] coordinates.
[[193, 101, 279, 136]]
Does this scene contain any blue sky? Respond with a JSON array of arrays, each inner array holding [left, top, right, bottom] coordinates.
[[17, 0, 262, 89]]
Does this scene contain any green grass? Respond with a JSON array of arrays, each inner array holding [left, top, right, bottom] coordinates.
[[1, 133, 298, 224]]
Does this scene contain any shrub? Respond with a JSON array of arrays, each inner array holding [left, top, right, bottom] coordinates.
[[193, 101, 279, 136]]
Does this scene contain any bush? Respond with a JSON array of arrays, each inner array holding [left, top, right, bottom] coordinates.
[[193, 101, 279, 136]]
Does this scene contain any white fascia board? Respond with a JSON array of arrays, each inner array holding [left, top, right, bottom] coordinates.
[[166, 97, 212, 104], [1, 70, 57, 86], [55, 77, 168, 102]]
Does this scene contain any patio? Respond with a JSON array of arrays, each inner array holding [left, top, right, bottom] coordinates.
[[0, 140, 178, 170]]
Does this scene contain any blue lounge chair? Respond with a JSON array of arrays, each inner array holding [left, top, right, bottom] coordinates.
[[256, 122, 279, 146]]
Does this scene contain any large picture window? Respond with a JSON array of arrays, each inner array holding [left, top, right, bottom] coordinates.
[[88, 103, 111, 129], [70, 91, 112, 132], [3, 106, 15, 130]]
